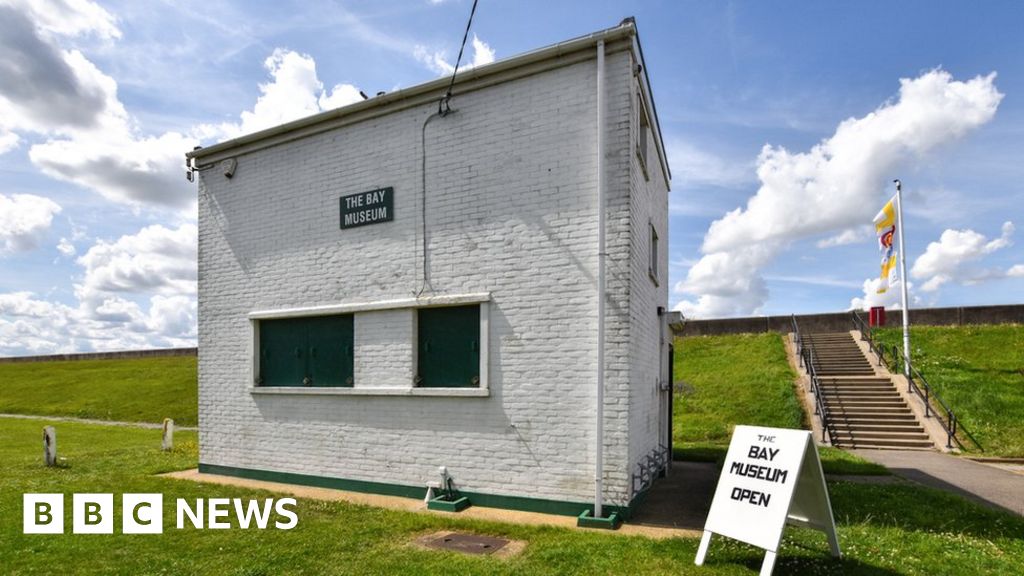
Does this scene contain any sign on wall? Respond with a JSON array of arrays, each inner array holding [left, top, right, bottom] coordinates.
[[694, 425, 841, 576], [340, 187, 394, 229]]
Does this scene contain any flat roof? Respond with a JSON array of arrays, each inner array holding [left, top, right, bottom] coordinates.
[[187, 19, 670, 184]]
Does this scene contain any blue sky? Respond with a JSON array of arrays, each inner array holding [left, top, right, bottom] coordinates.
[[1, 0, 1022, 354]]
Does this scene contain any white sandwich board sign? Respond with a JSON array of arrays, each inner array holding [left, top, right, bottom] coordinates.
[[694, 425, 841, 576]]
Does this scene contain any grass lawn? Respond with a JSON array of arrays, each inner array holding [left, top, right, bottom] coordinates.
[[0, 356, 197, 426], [872, 325, 1024, 457], [1, 417, 1023, 575], [673, 333, 886, 475]]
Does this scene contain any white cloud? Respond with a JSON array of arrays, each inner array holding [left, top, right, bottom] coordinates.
[[1, 0, 120, 40], [666, 138, 755, 190], [1008, 264, 1024, 278], [0, 8, 120, 134], [319, 83, 364, 111], [816, 227, 871, 248], [676, 70, 1003, 318], [198, 49, 364, 141], [0, 291, 195, 356], [0, 194, 62, 255], [56, 237, 76, 257], [0, 222, 198, 355], [471, 34, 495, 67], [674, 244, 773, 318], [75, 223, 197, 303], [414, 34, 496, 76], [0, 2, 196, 211], [848, 277, 919, 311], [30, 130, 196, 210], [910, 221, 1014, 292], [0, 129, 18, 154], [414, 45, 455, 76]]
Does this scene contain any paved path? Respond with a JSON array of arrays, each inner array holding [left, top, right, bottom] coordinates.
[[851, 449, 1024, 516], [0, 413, 197, 431]]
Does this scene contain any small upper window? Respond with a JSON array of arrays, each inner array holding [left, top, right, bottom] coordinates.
[[637, 91, 650, 180], [649, 222, 659, 285]]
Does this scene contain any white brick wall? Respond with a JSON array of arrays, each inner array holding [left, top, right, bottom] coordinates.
[[354, 309, 415, 388], [626, 62, 672, 494], [198, 44, 667, 509]]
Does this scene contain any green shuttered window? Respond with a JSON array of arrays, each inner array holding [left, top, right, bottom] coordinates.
[[259, 315, 354, 387], [417, 305, 480, 388]]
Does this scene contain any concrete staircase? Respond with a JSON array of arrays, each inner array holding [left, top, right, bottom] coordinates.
[[804, 332, 934, 450]]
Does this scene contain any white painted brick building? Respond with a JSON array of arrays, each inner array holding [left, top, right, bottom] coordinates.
[[188, 19, 671, 520]]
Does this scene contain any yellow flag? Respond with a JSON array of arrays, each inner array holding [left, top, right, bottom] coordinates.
[[873, 196, 898, 294]]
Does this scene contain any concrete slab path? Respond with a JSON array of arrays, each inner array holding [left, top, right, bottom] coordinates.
[[163, 468, 702, 540], [851, 449, 1024, 516]]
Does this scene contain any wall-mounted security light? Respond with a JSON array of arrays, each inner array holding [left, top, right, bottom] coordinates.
[[222, 158, 237, 179]]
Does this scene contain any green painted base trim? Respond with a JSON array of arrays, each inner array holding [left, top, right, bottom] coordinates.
[[427, 495, 471, 512], [198, 463, 637, 519], [576, 509, 622, 530], [198, 463, 426, 499]]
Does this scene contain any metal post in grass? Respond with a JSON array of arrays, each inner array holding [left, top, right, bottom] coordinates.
[[162, 418, 174, 451], [43, 426, 56, 466]]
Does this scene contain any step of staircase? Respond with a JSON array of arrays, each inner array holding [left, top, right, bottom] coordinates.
[[831, 436, 935, 449], [828, 412, 918, 422], [821, 385, 893, 390], [831, 422, 929, 430], [823, 403, 913, 412]]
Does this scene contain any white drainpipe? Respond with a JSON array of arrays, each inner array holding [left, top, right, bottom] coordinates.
[[594, 39, 606, 519]]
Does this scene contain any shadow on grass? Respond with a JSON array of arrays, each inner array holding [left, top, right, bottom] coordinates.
[[703, 535, 907, 576], [673, 444, 889, 475], [828, 481, 1024, 542]]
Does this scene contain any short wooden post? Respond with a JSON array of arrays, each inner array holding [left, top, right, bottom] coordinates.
[[43, 426, 57, 466], [162, 418, 174, 451]]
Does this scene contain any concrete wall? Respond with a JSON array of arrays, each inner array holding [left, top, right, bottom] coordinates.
[[675, 304, 1024, 337], [198, 45, 661, 509], [0, 348, 196, 363]]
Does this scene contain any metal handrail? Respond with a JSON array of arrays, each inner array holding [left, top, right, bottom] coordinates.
[[793, 315, 836, 445], [889, 343, 983, 451], [850, 311, 982, 452], [851, 311, 888, 367]]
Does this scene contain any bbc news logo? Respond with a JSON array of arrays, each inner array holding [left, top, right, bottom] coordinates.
[[23, 494, 298, 534]]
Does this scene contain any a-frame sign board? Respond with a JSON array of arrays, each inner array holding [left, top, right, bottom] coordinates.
[[694, 426, 841, 576]]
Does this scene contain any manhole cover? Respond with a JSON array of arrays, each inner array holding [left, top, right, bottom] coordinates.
[[423, 532, 509, 555]]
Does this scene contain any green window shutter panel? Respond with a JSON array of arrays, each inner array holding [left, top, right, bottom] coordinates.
[[418, 305, 480, 388], [259, 317, 308, 386], [307, 315, 354, 387]]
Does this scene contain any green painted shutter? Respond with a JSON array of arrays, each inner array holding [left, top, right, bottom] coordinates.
[[417, 305, 480, 388], [307, 315, 354, 387], [259, 318, 307, 386]]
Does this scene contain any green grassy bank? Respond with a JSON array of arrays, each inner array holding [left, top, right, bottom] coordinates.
[[0, 356, 197, 426], [872, 324, 1024, 456]]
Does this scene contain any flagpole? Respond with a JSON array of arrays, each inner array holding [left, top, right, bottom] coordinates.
[[894, 179, 911, 378]]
